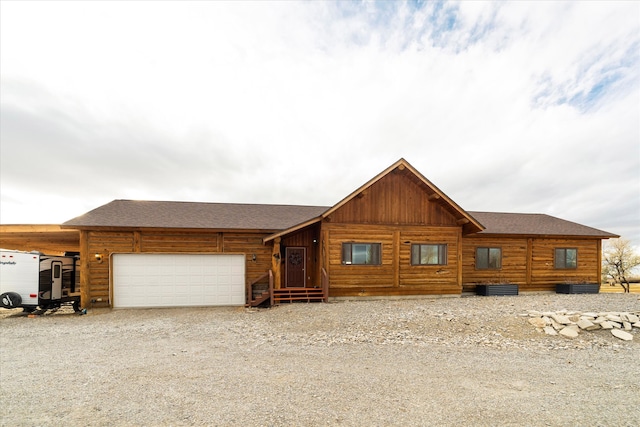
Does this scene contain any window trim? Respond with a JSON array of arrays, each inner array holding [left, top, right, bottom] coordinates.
[[475, 247, 502, 270], [411, 243, 448, 266], [554, 248, 578, 269], [342, 243, 382, 265]]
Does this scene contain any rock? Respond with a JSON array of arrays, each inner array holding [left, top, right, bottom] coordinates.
[[559, 328, 579, 338], [526, 309, 637, 342], [552, 314, 572, 325], [599, 321, 614, 330], [529, 318, 547, 328], [611, 329, 633, 341], [627, 314, 639, 323], [564, 324, 580, 333], [577, 319, 597, 330]]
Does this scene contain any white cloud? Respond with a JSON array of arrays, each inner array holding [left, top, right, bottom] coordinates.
[[1, 1, 638, 246]]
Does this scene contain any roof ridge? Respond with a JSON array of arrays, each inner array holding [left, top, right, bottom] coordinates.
[[111, 199, 330, 209], [468, 211, 545, 215]]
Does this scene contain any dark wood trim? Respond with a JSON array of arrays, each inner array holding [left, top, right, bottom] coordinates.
[[79, 230, 90, 309], [526, 238, 533, 285], [393, 231, 400, 287]]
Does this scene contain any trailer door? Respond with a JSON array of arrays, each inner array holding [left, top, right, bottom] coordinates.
[[51, 261, 63, 300]]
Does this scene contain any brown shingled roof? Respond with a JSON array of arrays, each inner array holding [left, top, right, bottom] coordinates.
[[62, 200, 329, 231], [468, 211, 618, 238], [61, 201, 617, 239]]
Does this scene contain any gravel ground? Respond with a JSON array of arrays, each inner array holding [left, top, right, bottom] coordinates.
[[1, 293, 639, 426]]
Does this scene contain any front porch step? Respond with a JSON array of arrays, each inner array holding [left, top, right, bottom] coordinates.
[[246, 291, 270, 307], [273, 287, 325, 303]]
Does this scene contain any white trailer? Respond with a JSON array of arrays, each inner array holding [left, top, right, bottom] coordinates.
[[0, 249, 81, 313]]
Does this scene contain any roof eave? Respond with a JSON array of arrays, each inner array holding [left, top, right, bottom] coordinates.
[[263, 216, 324, 244], [60, 224, 285, 234], [465, 232, 620, 239]]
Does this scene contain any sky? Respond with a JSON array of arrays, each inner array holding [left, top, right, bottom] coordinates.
[[1, 1, 639, 248]]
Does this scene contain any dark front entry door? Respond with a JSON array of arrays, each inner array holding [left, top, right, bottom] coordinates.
[[285, 247, 306, 287]]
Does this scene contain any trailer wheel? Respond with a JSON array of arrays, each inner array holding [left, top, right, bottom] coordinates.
[[1, 292, 22, 309]]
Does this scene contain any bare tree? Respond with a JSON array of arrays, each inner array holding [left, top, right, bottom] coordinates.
[[602, 238, 640, 293]]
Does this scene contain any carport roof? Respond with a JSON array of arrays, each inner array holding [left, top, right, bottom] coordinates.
[[62, 200, 330, 231], [0, 224, 80, 253]]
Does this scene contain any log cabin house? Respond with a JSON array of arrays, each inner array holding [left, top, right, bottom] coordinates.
[[2, 159, 617, 309]]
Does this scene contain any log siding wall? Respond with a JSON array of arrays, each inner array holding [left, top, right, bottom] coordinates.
[[88, 231, 135, 305], [530, 238, 600, 289], [80, 227, 606, 307], [323, 223, 462, 297], [461, 237, 528, 288], [320, 169, 466, 297], [81, 229, 270, 307], [462, 236, 602, 292]]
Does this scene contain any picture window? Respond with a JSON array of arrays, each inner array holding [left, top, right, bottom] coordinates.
[[342, 243, 381, 265], [411, 244, 447, 265]]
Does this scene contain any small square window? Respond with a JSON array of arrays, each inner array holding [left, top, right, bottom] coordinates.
[[555, 248, 577, 269], [411, 244, 447, 265], [342, 243, 381, 265], [476, 247, 501, 269]]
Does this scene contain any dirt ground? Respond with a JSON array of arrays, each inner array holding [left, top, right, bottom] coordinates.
[[1, 293, 639, 426]]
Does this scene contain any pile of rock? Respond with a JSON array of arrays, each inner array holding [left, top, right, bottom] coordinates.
[[526, 310, 640, 341]]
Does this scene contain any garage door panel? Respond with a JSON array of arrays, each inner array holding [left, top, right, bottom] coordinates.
[[113, 254, 245, 308]]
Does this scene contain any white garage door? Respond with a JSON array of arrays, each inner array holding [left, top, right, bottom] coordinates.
[[112, 254, 245, 308]]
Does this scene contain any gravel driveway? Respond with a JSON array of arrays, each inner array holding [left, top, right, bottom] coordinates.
[[1, 293, 639, 426]]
